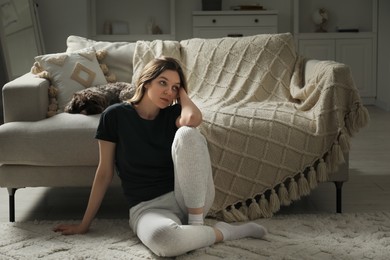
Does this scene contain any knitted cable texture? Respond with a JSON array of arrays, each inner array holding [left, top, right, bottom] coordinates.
[[132, 33, 369, 221]]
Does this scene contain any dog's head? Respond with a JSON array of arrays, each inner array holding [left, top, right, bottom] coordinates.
[[64, 90, 108, 115]]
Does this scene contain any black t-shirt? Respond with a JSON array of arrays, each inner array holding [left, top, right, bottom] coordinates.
[[95, 102, 181, 208]]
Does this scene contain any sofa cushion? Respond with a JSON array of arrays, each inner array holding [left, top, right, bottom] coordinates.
[[0, 113, 100, 166], [66, 35, 135, 83], [34, 47, 108, 112]]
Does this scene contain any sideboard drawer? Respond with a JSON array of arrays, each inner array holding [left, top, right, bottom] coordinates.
[[192, 11, 278, 38], [193, 15, 277, 27], [193, 27, 277, 38]]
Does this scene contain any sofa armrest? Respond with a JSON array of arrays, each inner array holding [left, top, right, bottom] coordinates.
[[303, 59, 321, 85], [2, 73, 49, 123]]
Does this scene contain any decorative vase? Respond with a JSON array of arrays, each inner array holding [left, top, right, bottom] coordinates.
[[312, 8, 329, 33]]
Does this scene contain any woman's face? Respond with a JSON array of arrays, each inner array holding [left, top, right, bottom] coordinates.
[[144, 70, 181, 109]]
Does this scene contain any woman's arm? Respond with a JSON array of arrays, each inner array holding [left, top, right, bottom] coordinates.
[[53, 140, 116, 235], [176, 87, 202, 128]]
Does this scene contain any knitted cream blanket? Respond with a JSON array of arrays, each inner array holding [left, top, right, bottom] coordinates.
[[132, 33, 369, 221]]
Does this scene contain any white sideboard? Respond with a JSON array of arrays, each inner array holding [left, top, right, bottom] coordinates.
[[192, 11, 278, 39]]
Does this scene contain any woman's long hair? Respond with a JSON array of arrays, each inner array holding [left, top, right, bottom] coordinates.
[[129, 56, 187, 104]]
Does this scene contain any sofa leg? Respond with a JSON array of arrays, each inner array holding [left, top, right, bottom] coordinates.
[[7, 188, 17, 222], [334, 181, 343, 213]]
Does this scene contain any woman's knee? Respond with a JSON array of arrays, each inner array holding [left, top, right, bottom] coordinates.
[[142, 225, 188, 257], [173, 126, 206, 149]]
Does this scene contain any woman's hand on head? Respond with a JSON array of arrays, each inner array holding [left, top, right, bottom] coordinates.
[[53, 223, 89, 235]]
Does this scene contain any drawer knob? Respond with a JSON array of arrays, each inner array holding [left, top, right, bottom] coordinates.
[[254, 19, 259, 23], [212, 19, 216, 23]]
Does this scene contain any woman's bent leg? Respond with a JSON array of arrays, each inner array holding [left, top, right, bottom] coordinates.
[[171, 127, 267, 243]]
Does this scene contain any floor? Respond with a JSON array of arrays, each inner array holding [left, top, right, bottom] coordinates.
[[1, 105, 389, 223]]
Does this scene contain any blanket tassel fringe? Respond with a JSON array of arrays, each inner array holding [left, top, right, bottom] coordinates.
[[219, 103, 369, 222]]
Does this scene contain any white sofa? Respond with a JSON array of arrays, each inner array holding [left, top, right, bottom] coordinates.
[[0, 33, 367, 222]]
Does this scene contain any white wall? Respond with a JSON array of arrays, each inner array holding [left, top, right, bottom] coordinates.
[[0, 47, 6, 124], [36, 0, 89, 53], [376, 0, 390, 110], [176, 0, 202, 40]]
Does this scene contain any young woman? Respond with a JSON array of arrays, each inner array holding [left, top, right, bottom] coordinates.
[[53, 56, 267, 257]]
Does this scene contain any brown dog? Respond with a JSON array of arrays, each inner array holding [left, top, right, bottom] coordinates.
[[64, 82, 135, 115]]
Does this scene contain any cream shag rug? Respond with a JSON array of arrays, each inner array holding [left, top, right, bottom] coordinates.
[[0, 212, 389, 260]]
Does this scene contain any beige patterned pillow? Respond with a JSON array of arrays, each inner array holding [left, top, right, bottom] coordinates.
[[34, 47, 107, 112], [66, 35, 135, 83]]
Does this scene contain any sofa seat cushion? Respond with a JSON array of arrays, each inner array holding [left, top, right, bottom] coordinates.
[[0, 113, 100, 166]]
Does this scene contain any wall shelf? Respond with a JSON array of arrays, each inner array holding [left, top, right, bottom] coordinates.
[[90, 0, 175, 42]]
